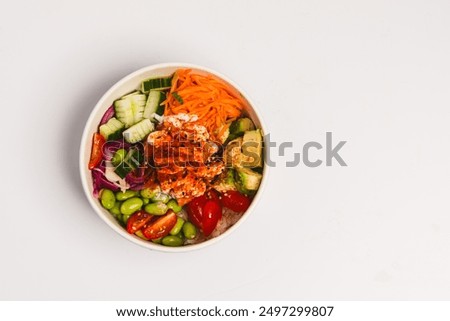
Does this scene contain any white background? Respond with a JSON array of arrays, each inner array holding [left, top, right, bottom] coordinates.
[[1, 0, 450, 300]]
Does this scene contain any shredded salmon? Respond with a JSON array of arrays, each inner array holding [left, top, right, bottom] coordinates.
[[146, 115, 225, 204], [164, 69, 246, 141]]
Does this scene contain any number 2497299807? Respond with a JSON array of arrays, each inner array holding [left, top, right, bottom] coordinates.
[[258, 306, 334, 317]]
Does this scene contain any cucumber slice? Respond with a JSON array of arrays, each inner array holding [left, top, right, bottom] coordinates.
[[130, 94, 146, 124], [114, 94, 146, 128], [120, 91, 141, 99], [99, 117, 125, 140], [143, 90, 166, 121], [124, 147, 144, 168], [114, 147, 144, 179], [111, 149, 126, 167], [141, 76, 172, 93], [122, 119, 155, 143], [114, 163, 131, 179], [114, 99, 134, 128]]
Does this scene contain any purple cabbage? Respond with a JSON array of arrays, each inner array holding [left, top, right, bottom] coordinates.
[[91, 139, 130, 198], [91, 128, 148, 195], [102, 140, 131, 161], [91, 168, 119, 198], [126, 167, 152, 191], [99, 105, 115, 125]]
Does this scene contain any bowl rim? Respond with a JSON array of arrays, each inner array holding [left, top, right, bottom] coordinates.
[[79, 62, 269, 252]]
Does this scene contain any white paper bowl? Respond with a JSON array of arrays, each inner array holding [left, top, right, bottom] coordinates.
[[79, 63, 268, 252]]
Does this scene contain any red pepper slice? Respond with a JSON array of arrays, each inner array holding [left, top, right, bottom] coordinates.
[[88, 133, 105, 170]]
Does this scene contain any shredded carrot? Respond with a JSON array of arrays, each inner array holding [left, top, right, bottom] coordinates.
[[164, 69, 246, 140]]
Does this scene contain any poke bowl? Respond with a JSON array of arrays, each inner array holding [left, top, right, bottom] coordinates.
[[79, 63, 267, 252]]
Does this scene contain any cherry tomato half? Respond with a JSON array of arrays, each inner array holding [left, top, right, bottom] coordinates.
[[185, 195, 206, 228], [185, 189, 221, 229], [126, 211, 153, 234], [142, 210, 177, 240], [202, 200, 222, 236], [205, 189, 221, 203], [221, 190, 251, 212]]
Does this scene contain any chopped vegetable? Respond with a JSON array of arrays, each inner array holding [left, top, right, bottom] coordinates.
[[88, 133, 105, 170], [242, 129, 263, 167], [142, 211, 177, 240], [99, 117, 124, 140], [122, 118, 154, 143], [202, 199, 222, 236], [172, 92, 183, 104], [229, 117, 255, 138], [213, 169, 237, 192], [99, 105, 115, 125], [141, 76, 173, 93], [221, 190, 251, 212], [111, 149, 126, 167], [91, 168, 119, 198], [126, 211, 153, 234], [143, 90, 166, 121], [114, 147, 143, 179], [234, 167, 262, 195], [114, 93, 146, 128]]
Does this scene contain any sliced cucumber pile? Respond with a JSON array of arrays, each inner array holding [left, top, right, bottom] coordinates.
[[106, 74, 174, 144]]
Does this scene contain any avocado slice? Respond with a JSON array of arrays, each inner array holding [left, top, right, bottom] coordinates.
[[229, 118, 255, 136], [241, 129, 262, 167], [225, 137, 244, 167], [234, 167, 262, 195], [213, 168, 237, 192]]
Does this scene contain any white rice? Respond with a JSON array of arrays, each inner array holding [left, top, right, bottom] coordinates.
[[184, 207, 244, 245]]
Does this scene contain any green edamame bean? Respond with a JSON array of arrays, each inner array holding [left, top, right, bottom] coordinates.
[[142, 197, 150, 205], [109, 201, 122, 217], [116, 190, 138, 201], [115, 214, 124, 225], [140, 186, 161, 199], [162, 235, 183, 247], [100, 189, 116, 210], [122, 214, 131, 224], [152, 237, 162, 244], [167, 199, 182, 213], [120, 197, 143, 215], [182, 222, 197, 240], [112, 149, 126, 166], [151, 192, 170, 203], [175, 231, 185, 241], [144, 202, 168, 215], [169, 217, 185, 236], [135, 230, 148, 240]]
